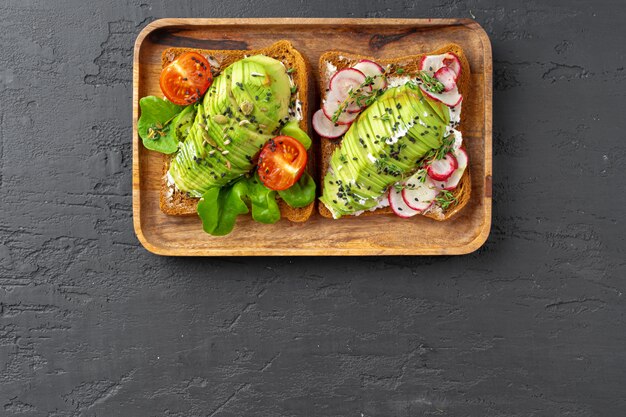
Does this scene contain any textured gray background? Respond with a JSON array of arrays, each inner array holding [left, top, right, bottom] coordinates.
[[1, 1, 625, 416]]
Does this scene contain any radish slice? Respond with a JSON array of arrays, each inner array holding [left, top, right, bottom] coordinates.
[[402, 183, 439, 213], [312, 109, 350, 139], [443, 53, 461, 80], [419, 53, 461, 81], [419, 55, 445, 75], [431, 147, 468, 190], [427, 153, 458, 181], [329, 68, 369, 103], [434, 66, 456, 92], [388, 187, 419, 218], [353, 59, 387, 90], [401, 177, 439, 212], [420, 85, 463, 108], [322, 93, 359, 125], [346, 102, 364, 114], [325, 89, 361, 114]]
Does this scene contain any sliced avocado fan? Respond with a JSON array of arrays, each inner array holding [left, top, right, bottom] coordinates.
[[319, 84, 450, 218], [168, 55, 299, 197]]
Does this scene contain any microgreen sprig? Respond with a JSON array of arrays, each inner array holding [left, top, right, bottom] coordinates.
[[331, 75, 383, 123], [422, 134, 455, 164], [435, 190, 458, 210], [418, 71, 445, 94]]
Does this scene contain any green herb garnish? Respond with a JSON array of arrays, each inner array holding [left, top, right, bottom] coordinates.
[[435, 190, 458, 210], [422, 134, 455, 164], [331, 75, 385, 123], [414, 168, 428, 183], [374, 156, 402, 176], [393, 183, 405, 192], [374, 113, 391, 122], [418, 71, 445, 94]]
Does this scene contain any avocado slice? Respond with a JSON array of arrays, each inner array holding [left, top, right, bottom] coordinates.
[[202, 66, 231, 114], [229, 60, 280, 133], [169, 121, 237, 196], [244, 55, 291, 122], [414, 84, 450, 126], [320, 84, 449, 218], [167, 104, 197, 143]]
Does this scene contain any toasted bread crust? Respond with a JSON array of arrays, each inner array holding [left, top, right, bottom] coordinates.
[[317, 44, 472, 221], [158, 40, 314, 223]]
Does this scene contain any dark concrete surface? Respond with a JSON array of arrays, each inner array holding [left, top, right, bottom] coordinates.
[[1, 1, 625, 416]]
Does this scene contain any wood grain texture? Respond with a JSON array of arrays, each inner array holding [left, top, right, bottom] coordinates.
[[132, 18, 492, 256]]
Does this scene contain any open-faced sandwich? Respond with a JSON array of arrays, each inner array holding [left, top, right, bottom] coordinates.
[[137, 41, 315, 236], [314, 44, 471, 220]]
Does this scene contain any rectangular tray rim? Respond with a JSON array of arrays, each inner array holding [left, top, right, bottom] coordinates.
[[132, 17, 492, 256]]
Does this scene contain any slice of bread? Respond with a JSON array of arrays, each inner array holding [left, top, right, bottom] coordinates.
[[317, 43, 471, 221], [158, 40, 314, 223]]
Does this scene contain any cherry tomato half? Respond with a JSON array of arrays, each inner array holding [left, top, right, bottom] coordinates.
[[159, 52, 213, 105], [257, 136, 308, 191]]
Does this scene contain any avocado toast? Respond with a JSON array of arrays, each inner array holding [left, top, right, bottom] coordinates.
[[315, 44, 471, 220], [160, 41, 315, 222], [157, 41, 314, 223], [137, 40, 315, 236]]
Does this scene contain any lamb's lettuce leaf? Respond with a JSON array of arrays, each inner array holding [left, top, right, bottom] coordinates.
[[198, 162, 315, 236], [196, 171, 316, 236], [247, 173, 281, 224], [280, 120, 312, 150], [277, 172, 316, 208], [197, 180, 250, 236], [197, 175, 278, 236], [137, 96, 184, 154]]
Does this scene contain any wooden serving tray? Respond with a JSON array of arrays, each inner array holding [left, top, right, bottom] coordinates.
[[133, 18, 492, 256]]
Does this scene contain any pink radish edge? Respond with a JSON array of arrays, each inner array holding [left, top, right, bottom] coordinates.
[[312, 109, 350, 139], [388, 189, 419, 218]]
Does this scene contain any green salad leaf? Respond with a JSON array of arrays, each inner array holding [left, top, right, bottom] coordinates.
[[197, 180, 250, 236], [278, 172, 316, 208], [196, 175, 278, 236], [137, 96, 185, 154], [247, 173, 281, 224], [196, 170, 316, 236], [280, 120, 312, 150]]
